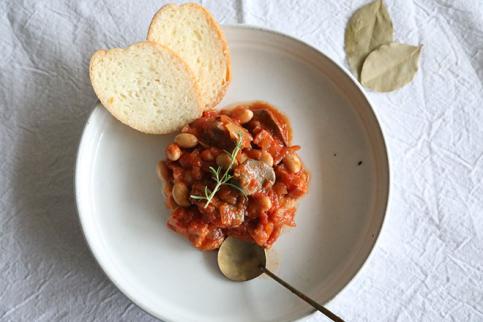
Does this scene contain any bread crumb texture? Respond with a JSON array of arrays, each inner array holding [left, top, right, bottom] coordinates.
[[89, 41, 202, 134], [148, 3, 231, 109]]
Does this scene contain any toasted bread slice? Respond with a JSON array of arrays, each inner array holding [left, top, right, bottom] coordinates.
[[147, 3, 231, 109], [89, 41, 202, 134]]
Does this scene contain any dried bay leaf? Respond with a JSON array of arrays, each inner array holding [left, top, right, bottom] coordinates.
[[361, 43, 422, 92], [344, 0, 393, 79]]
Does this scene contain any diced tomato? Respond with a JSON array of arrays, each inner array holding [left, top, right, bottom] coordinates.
[[275, 164, 309, 197], [167, 208, 194, 235], [266, 226, 282, 247], [169, 165, 184, 182], [249, 221, 274, 247], [253, 130, 286, 163], [179, 150, 202, 169], [219, 203, 245, 228]]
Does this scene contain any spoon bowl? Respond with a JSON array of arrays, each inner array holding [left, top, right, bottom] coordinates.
[[217, 236, 266, 281]]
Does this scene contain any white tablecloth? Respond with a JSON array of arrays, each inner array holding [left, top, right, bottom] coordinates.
[[1, 0, 482, 321]]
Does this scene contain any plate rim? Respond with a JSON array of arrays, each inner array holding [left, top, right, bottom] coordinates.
[[75, 24, 391, 322]]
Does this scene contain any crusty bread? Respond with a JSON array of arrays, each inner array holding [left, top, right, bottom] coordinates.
[[147, 3, 231, 109], [89, 41, 202, 134]]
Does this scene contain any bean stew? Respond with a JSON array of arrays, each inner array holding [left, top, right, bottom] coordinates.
[[157, 101, 309, 250]]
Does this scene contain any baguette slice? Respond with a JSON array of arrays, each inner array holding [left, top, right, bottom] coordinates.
[[147, 3, 231, 109], [89, 41, 202, 134]]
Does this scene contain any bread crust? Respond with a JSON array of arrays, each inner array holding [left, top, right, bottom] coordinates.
[[147, 3, 231, 109], [89, 41, 203, 134]]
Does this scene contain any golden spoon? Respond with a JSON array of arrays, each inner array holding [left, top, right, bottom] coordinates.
[[217, 237, 344, 322]]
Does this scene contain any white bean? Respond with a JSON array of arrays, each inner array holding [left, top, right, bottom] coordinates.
[[283, 154, 301, 173], [260, 151, 274, 167], [216, 153, 235, 169], [174, 133, 198, 148], [166, 143, 181, 161], [172, 182, 190, 207], [232, 108, 254, 124]]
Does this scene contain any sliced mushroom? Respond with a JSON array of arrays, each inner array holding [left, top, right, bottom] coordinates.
[[197, 119, 231, 149], [224, 120, 252, 147], [251, 108, 289, 146], [196, 116, 251, 150], [234, 159, 276, 195]]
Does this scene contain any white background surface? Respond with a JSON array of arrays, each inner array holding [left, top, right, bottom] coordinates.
[[1, 0, 482, 321]]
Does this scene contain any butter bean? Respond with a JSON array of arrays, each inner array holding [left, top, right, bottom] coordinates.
[[283, 153, 301, 173], [172, 182, 190, 207], [174, 133, 198, 148]]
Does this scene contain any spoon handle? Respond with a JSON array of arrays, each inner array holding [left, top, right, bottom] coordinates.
[[261, 266, 344, 322]]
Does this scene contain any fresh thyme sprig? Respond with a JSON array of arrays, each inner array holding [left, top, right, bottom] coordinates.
[[190, 133, 246, 208]]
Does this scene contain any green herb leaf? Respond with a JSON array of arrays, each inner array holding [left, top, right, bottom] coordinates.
[[360, 43, 422, 92], [344, 0, 393, 79], [190, 195, 207, 200]]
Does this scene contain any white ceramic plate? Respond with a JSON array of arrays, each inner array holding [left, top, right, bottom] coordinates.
[[76, 26, 389, 322]]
